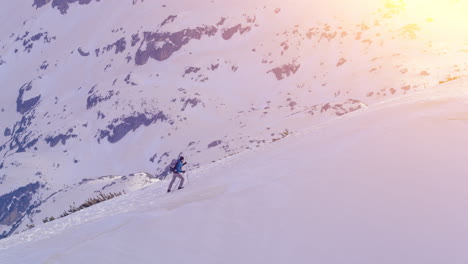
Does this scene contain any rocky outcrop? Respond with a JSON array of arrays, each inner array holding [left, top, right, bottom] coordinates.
[[16, 82, 40, 115], [33, 0, 98, 15], [0, 182, 41, 239], [97, 112, 169, 143]]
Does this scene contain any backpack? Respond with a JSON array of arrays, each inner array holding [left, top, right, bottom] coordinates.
[[170, 160, 186, 173], [170, 160, 180, 173]]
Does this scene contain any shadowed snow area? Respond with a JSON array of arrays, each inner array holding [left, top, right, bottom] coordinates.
[[1, 79, 468, 263]]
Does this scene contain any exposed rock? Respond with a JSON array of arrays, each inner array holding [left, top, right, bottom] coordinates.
[[216, 17, 227, 26], [0, 182, 41, 239], [420, 71, 430, 76], [161, 15, 177, 26], [181, 98, 204, 111], [4, 128, 11, 137], [222, 24, 251, 40], [135, 26, 218, 65], [15, 31, 55, 53], [39, 61, 49, 70], [337, 58, 347, 67], [16, 82, 40, 115], [2, 113, 40, 153], [131, 33, 141, 47], [34, 0, 98, 15], [96, 37, 127, 56], [208, 140, 222, 148], [87, 86, 116, 110], [268, 60, 301, 80], [183, 67, 201, 77], [401, 85, 411, 91], [98, 112, 169, 143], [77, 47, 90, 56], [45, 130, 77, 147], [33, 0, 51, 8]]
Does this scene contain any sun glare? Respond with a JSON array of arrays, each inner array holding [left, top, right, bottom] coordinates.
[[392, 0, 468, 40]]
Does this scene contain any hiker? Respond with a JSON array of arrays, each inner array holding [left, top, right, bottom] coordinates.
[[168, 156, 187, 192]]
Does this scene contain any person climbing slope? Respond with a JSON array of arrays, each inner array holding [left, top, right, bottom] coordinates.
[[167, 156, 187, 192]]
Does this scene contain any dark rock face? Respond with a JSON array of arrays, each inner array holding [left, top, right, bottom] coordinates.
[[76, 17, 254, 65], [0, 182, 41, 239], [77, 47, 90, 56], [2, 83, 41, 154], [4, 128, 11, 137], [135, 26, 218, 65], [160, 15, 177, 26], [307, 99, 364, 117], [10, 115, 39, 152], [6, 114, 40, 153], [95, 38, 127, 57], [124, 74, 137, 85], [217, 17, 227, 26], [86, 86, 116, 110], [39, 61, 49, 70], [337, 58, 347, 67], [98, 112, 169, 143], [222, 24, 251, 40], [16, 82, 40, 115], [149, 153, 158, 163], [33, 0, 51, 8], [210, 63, 219, 71], [268, 61, 301, 80], [45, 130, 77, 147], [113, 38, 126, 53], [208, 140, 222, 148], [15, 31, 55, 53], [181, 98, 204, 111], [131, 33, 141, 47], [34, 0, 98, 14], [183, 67, 201, 76]]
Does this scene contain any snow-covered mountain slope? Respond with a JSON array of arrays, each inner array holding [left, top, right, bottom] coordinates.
[[0, 0, 467, 239], [1, 78, 468, 263]]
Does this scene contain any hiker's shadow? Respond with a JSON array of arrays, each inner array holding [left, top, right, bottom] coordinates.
[[154, 159, 178, 180]]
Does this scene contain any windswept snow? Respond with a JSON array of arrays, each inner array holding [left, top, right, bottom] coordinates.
[[1, 79, 468, 263]]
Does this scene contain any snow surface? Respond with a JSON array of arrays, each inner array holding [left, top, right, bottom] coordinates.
[[1, 78, 468, 263], [1, 0, 468, 261]]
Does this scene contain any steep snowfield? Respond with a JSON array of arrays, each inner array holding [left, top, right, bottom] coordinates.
[[1, 0, 467, 249], [1, 78, 468, 263]]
